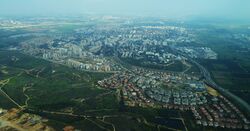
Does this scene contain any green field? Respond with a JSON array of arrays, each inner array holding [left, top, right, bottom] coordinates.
[[0, 50, 186, 130], [194, 26, 250, 104], [0, 50, 117, 112]]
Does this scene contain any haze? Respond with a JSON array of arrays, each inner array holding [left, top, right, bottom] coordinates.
[[0, 0, 250, 20]]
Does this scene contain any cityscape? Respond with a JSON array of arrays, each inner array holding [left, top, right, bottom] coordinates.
[[0, 0, 250, 131]]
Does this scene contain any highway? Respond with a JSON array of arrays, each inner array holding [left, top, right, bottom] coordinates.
[[173, 48, 250, 113]]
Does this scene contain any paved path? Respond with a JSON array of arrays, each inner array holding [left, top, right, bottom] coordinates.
[[171, 47, 250, 113]]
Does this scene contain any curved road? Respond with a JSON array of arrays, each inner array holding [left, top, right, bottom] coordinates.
[[174, 48, 250, 113]]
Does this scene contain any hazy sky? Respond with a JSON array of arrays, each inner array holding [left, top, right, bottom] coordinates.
[[0, 0, 249, 20]]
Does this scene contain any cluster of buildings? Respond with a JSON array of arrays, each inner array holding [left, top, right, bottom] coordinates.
[[0, 19, 25, 29], [17, 23, 201, 74], [20, 38, 122, 72], [75, 24, 195, 46], [19, 23, 195, 65], [192, 95, 250, 129], [145, 88, 208, 106], [176, 47, 218, 59], [119, 45, 184, 65], [0, 108, 54, 131], [4, 17, 250, 130], [42, 47, 119, 72], [98, 69, 208, 109], [0, 108, 7, 115], [66, 59, 112, 72], [233, 34, 250, 42], [98, 67, 250, 129]]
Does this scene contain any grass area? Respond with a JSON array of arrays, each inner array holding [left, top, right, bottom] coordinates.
[[199, 59, 250, 91], [105, 116, 157, 131], [124, 107, 185, 130], [72, 119, 107, 131], [206, 85, 220, 96], [0, 93, 17, 109], [195, 26, 250, 105], [0, 50, 123, 130], [0, 50, 49, 69], [199, 59, 250, 104], [44, 114, 157, 131], [185, 64, 200, 74], [0, 50, 116, 113]]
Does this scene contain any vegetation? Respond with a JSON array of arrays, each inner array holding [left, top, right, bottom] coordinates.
[[121, 57, 188, 72]]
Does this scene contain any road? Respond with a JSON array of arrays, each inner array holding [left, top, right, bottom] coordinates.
[[0, 78, 23, 109], [172, 47, 250, 113]]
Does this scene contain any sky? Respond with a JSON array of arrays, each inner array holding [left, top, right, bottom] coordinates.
[[0, 0, 250, 20]]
